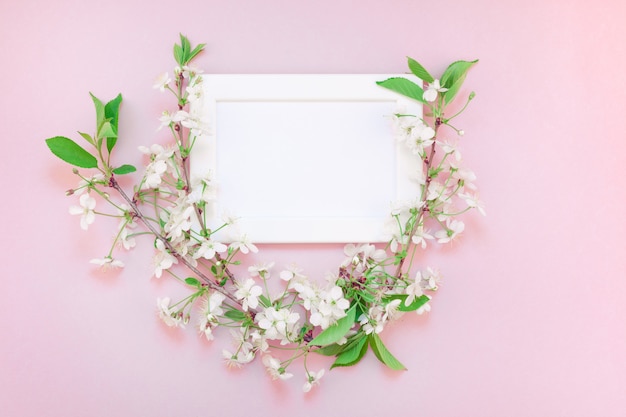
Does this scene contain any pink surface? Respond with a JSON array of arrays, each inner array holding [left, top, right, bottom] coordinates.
[[1, 0, 625, 416]]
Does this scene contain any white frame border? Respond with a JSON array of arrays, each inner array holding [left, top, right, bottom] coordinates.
[[190, 74, 422, 243]]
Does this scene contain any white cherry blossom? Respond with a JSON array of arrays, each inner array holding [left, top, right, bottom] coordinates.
[[411, 226, 434, 249], [89, 256, 124, 269], [405, 273, 425, 307], [435, 219, 465, 243], [262, 356, 293, 380], [153, 239, 178, 278], [229, 234, 258, 254], [117, 219, 136, 250], [69, 193, 96, 230], [157, 297, 184, 328], [198, 292, 226, 341], [234, 279, 263, 311], [193, 238, 227, 260], [423, 79, 448, 102], [459, 192, 486, 216], [222, 349, 254, 368], [248, 261, 275, 278], [303, 369, 325, 392], [152, 72, 171, 92]]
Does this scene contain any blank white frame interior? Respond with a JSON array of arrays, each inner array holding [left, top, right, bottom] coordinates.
[[190, 74, 422, 243]]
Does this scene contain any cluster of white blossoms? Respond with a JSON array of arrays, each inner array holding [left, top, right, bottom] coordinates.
[[157, 297, 186, 328], [256, 306, 300, 343], [394, 115, 436, 157], [55, 37, 481, 393], [198, 291, 226, 340], [385, 101, 485, 255], [138, 144, 175, 190], [155, 67, 210, 138]]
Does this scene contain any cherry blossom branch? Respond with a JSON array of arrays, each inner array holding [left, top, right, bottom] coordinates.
[[174, 71, 237, 286], [108, 175, 242, 306], [393, 117, 442, 279], [179, 153, 237, 284]]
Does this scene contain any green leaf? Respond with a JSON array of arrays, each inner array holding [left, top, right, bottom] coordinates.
[[440, 59, 478, 104], [440, 59, 478, 87], [188, 43, 206, 62], [224, 309, 246, 321], [112, 164, 136, 175], [78, 131, 94, 146], [369, 333, 406, 370], [331, 335, 369, 369], [315, 332, 365, 356], [315, 343, 346, 357], [104, 94, 122, 128], [444, 80, 464, 104], [407, 57, 434, 83], [376, 77, 426, 104], [180, 33, 191, 58], [173, 44, 184, 66], [185, 277, 200, 287], [106, 133, 117, 155], [383, 294, 430, 312], [309, 305, 356, 346], [97, 120, 117, 140], [104, 93, 122, 153], [45, 136, 98, 168], [259, 294, 272, 308], [89, 93, 105, 129]]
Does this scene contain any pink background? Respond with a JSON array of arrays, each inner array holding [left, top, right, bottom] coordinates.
[[2, 0, 625, 415]]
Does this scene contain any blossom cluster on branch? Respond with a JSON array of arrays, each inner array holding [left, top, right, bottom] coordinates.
[[46, 35, 482, 392]]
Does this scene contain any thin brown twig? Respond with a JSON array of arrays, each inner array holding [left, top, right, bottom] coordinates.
[[394, 118, 442, 279], [109, 176, 242, 306]]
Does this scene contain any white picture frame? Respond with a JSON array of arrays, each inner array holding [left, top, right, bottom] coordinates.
[[190, 74, 422, 243]]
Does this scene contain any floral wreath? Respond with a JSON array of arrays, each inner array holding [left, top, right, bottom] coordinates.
[[46, 35, 482, 392]]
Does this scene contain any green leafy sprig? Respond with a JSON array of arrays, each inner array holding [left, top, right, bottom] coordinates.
[[46, 92, 134, 177]]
